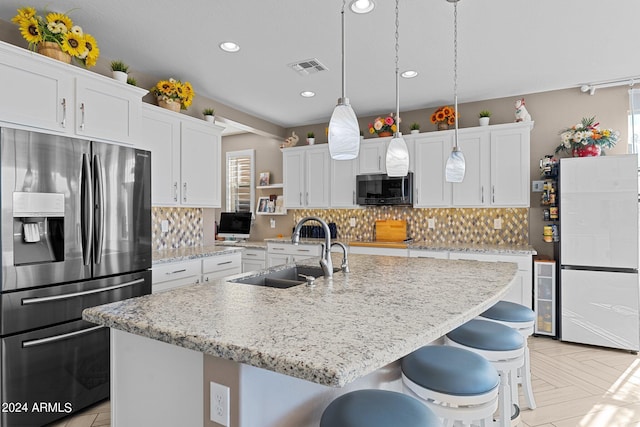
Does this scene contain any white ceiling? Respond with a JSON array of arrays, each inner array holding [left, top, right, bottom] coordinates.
[[2, 0, 639, 128]]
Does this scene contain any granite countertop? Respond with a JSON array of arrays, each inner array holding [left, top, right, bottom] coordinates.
[[152, 244, 245, 265], [408, 242, 538, 255], [84, 253, 517, 387]]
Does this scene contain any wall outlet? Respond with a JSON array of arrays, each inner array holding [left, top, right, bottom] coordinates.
[[532, 180, 545, 192], [210, 382, 230, 426], [428, 218, 435, 229], [270, 218, 276, 228], [494, 218, 502, 229], [161, 220, 169, 233], [349, 218, 356, 227]]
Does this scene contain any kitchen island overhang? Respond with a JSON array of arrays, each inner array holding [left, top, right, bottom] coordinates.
[[83, 254, 518, 426]]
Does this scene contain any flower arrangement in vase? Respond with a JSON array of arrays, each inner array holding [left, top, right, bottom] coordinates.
[[12, 6, 100, 67], [430, 106, 457, 130], [151, 78, 195, 112], [555, 117, 619, 157], [368, 113, 400, 137]]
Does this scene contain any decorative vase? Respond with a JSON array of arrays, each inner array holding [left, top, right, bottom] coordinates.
[[437, 122, 449, 131], [112, 70, 128, 82], [479, 117, 490, 126], [377, 131, 393, 137], [37, 42, 71, 64], [204, 115, 215, 123], [572, 145, 602, 157], [307, 138, 315, 145], [157, 98, 181, 112]]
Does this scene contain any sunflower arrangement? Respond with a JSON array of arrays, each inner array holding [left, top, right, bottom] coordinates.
[[151, 78, 195, 110], [12, 6, 100, 67], [368, 113, 400, 136], [430, 106, 457, 126]]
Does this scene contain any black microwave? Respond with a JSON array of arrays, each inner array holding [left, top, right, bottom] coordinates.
[[356, 173, 413, 206]]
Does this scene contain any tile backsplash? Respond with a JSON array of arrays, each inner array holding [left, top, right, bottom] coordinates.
[[152, 207, 203, 250], [152, 206, 529, 250], [293, 207, 529, 245]]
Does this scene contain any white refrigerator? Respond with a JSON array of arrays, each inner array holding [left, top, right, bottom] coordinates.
[[560, 155, 640, 351]]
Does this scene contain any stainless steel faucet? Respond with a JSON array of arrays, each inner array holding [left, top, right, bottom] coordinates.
[[292, 216, 333, 278], [330, 242, 350, 273]]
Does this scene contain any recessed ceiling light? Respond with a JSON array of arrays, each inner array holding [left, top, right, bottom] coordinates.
[[219, 41, 240, 53], [401, 70, 418, 78], [300, 91, 316, 98], [350, 0, 375, 14]]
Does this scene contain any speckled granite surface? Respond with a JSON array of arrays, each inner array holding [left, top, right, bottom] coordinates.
[[84, 253, 517, 387], [408, 242, 537, 255], [152, 244, 245, 265]]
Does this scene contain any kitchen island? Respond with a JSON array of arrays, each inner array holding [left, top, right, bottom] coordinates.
[[83, 253, 518, 427]]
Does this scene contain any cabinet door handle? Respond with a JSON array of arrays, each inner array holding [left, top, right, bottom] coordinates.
[[378, 156, 381, 170], [79, 102, 86, 130], [481, 186, 484, 203], [306, 192, 309, 205], [297, 249, 311, 253], [173, 182, 178, 202], [60, 98, 67, 128], [492, 185, 495, 203], [217, 260, 233, 266], [183, 182, 187, 203], [352, 190, 356, 204], [245, 253, 257, 257], [299, 192, 302, 205], [272, 247, 285, 251], [166, 269, 187, 275], [205, 277, 209, 282]]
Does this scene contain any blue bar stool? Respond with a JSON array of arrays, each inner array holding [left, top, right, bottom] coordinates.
[[480, 300, 537, 410], [320, 389, 441, 427], [401, 345, 499, 426], [446, 319, 524, 427]]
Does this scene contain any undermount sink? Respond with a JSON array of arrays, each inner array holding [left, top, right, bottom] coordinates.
[[229, 265, 339, 288]]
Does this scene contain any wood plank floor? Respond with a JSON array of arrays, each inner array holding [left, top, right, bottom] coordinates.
[[48, 336, 640, 427]]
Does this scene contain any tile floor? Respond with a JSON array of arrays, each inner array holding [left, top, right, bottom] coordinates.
[[49, 336, 640, 427]]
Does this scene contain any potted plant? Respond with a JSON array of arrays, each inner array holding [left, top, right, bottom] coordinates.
[[151, 78, 195, 112], [126, 76, 137, 86], [410, 122, 420, 134], [203, 108, 215, 123], [479, 110, 491, 126], [110, 60, 129, 82], [307, 132, 315, 145]]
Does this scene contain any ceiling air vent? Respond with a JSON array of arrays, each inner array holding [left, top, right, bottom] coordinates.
[[288, 58, 328, 76]]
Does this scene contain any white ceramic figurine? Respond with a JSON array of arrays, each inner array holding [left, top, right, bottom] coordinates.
[[281, 131, 299, 148], [514, 98, 532, 122]]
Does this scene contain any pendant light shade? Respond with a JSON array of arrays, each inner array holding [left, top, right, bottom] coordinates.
[[445, 0, 465, 183], [328, 1, 360, 160], [385, 0, 409, 177]]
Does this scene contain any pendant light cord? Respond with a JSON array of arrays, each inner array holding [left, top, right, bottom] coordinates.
[[340, 0, 347, 102], [453, 0, 459, 149], [394, 0, 400, 137]]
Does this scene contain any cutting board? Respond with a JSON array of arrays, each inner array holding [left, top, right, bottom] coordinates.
[[375, 219, 407, 242]]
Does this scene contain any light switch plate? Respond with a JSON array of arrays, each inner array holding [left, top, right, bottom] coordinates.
[[494, 218, 502, 229], [270, 218, 276, 228], [161, 220, 169, 233]]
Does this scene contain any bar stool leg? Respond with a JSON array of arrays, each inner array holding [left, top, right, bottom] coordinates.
[[521, 343, 536, 409]]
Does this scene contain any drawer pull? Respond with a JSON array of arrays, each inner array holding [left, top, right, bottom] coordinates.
[[272, 247, 285, 251], [167, 269, 187, 275], [217, 261, 233, 266]]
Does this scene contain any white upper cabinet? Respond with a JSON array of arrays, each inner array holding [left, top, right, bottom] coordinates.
[[283, 145, 330, 208], [330, 157, 358, 208], [139, 104, 222, 207], [413, 133, 452, 207], [412, 122, 532, 208], [0, 41, 146, 144], [358, 138, 388, 174]]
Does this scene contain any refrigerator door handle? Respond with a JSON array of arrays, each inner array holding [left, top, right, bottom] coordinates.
[[21, 278, 146, 305], [81, 153, 93, 265], [93, 154, 105, 264], [22, 325, 106, 348]]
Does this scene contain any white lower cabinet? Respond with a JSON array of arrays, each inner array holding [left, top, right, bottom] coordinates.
[[152, 252, 242, 292], [267, 242, 322, 267], [242, 248, 267, 272], [448, 252, 532, 308], [348, 246, 408, 257]]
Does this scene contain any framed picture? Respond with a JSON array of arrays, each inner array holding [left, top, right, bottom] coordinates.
[[259, 172, 270, 187], [256, 196, 270, 213]]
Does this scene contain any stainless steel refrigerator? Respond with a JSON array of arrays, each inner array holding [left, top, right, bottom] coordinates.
[[0, 127, 152, 426], [559, 154, 640, 351]]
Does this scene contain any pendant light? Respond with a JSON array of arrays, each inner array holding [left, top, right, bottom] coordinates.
[[385, 0, 410, 177], [445, 0, 465, 183], [328, 0, 360, 160]]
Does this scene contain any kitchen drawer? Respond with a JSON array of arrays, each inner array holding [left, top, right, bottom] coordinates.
[[267, 242, 322, 256], [152, 259, 201, 285], [202, 252, 242, 274], [408, 249, 449, 259], [242, 248, 266, 261], [349, 246, 408, 257]]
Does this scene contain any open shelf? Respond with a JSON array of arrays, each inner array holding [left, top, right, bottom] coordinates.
[[257, 183, 283, 190]]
